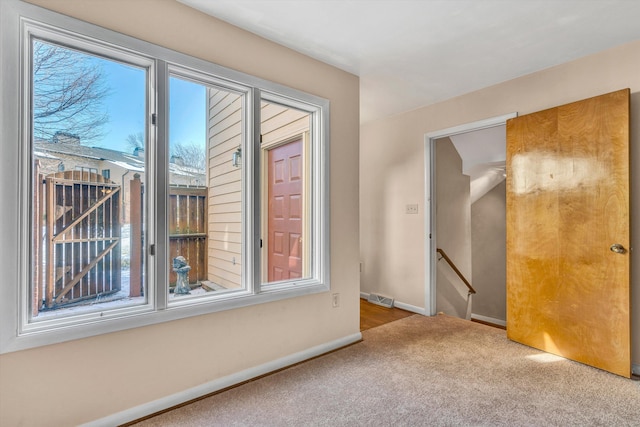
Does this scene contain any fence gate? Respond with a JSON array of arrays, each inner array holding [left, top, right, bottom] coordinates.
[[42, 170, 121, 309]]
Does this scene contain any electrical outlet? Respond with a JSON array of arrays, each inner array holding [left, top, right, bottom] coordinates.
[[406, 204, 419, 214], [332, 293, 340, 308]]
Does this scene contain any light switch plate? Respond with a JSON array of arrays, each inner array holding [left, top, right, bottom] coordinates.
[[406, 204, 419, 214]]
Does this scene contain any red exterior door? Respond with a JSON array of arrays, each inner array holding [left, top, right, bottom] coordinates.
[[268, 139, 303, 281]]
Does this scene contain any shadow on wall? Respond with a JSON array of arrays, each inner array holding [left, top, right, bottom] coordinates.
[[436, 258, 471, 318]]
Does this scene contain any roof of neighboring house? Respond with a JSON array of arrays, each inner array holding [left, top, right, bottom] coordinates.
[[34, 141, 205, 180], [34, 141, 146, 166]]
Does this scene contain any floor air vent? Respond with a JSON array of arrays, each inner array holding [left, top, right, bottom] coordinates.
[[367, 293, 394, 308]]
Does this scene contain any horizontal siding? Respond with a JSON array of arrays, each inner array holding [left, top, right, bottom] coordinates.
[[262, 117, 309, 146], [207, 265, 242, 290], [209, 212, 241, 224], [209, 239, 241, 254], [210, 191, 241, 205], [208, 88, 243, 288], [210, 201, 241, 214], [209, 230, 241, 244], [208, 180, 240, 197], [261, 102, 309, 144], [209, 98, 243, 130], [209, 123, 242, 156], [210, 170, 241, 187], [209, 222, 242, 233], [209, 92, 242, 121], [261, 102, 291, 123]]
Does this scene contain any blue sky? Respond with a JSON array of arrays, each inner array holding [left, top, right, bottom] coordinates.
[[101, 60, 206, 153]]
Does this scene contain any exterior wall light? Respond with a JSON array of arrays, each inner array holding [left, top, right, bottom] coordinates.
[[232, 146, 242, 167]]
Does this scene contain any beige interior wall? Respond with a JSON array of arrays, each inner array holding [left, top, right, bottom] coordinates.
[[360, 40, 640, 366], [471, 180, 506, 321], [0, 1, 360, 426]]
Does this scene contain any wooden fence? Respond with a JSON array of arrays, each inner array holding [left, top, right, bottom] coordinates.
[[129, 176, 208, 290], [168, 186, 208, 286], [31, 171, 208, 313]]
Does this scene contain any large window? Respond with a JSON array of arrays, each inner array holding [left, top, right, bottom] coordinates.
[[0, 2, 329, 353]]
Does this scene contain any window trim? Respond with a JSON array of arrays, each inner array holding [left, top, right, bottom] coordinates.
[[0, 0, 330, 354]]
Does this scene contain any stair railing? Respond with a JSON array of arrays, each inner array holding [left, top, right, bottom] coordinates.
[[436, 248, 476, 295]]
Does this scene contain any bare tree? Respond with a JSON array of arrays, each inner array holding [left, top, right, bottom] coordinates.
[[125, 132, 205, 171], [33, 40, 110, 144], [172, 142, 206, 171], [126, 132, 144, 151]]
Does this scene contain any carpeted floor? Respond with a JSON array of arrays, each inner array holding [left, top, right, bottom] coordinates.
[[133, 314, 640, 426]]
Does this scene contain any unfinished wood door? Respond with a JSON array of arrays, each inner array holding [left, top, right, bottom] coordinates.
[[506, 89, 630, 377], [268, 139, 303, 281]]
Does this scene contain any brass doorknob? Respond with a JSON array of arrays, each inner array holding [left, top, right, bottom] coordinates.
[[610, 244, 627, 254]]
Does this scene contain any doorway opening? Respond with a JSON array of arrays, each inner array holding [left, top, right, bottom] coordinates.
[[423, 113, 516, 323]]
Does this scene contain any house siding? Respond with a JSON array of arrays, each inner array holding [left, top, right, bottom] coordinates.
[[207, 89, 243, 289]]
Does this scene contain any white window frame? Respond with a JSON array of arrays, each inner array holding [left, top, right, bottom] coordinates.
[[0, 0, 330, 354], [258, 91, 328, 291]]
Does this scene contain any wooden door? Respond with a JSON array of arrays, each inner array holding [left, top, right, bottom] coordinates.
[[268, 139, 303, 281], [506, 89, 630, 377]]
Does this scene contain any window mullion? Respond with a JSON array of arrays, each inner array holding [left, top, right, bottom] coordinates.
[[249, 88, 262, 294], [154, 59, 169, 310]]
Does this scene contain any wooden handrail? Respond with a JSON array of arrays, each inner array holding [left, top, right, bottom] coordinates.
[[436, 248, 476, 294]]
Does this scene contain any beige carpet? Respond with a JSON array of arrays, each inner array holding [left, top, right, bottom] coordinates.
[[133, 314, 640, 426]]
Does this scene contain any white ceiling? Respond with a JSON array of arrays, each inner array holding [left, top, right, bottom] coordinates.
[[449, 126, 506, 204], [450, 125, 506, 176], [179, 0, 640, 123]]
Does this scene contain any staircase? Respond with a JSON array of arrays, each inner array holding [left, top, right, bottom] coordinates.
[[435, 248, 476, 320]]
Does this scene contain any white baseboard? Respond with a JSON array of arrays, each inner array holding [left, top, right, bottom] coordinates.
[[470, 313, 507, 327], [360, 292, 426, 315], [80, 332, 363, 427], [393, 301, 426, 315]]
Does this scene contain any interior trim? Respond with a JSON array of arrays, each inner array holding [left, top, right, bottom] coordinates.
[[423, 113, 518, 317], [470, 313, 507, 327]]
